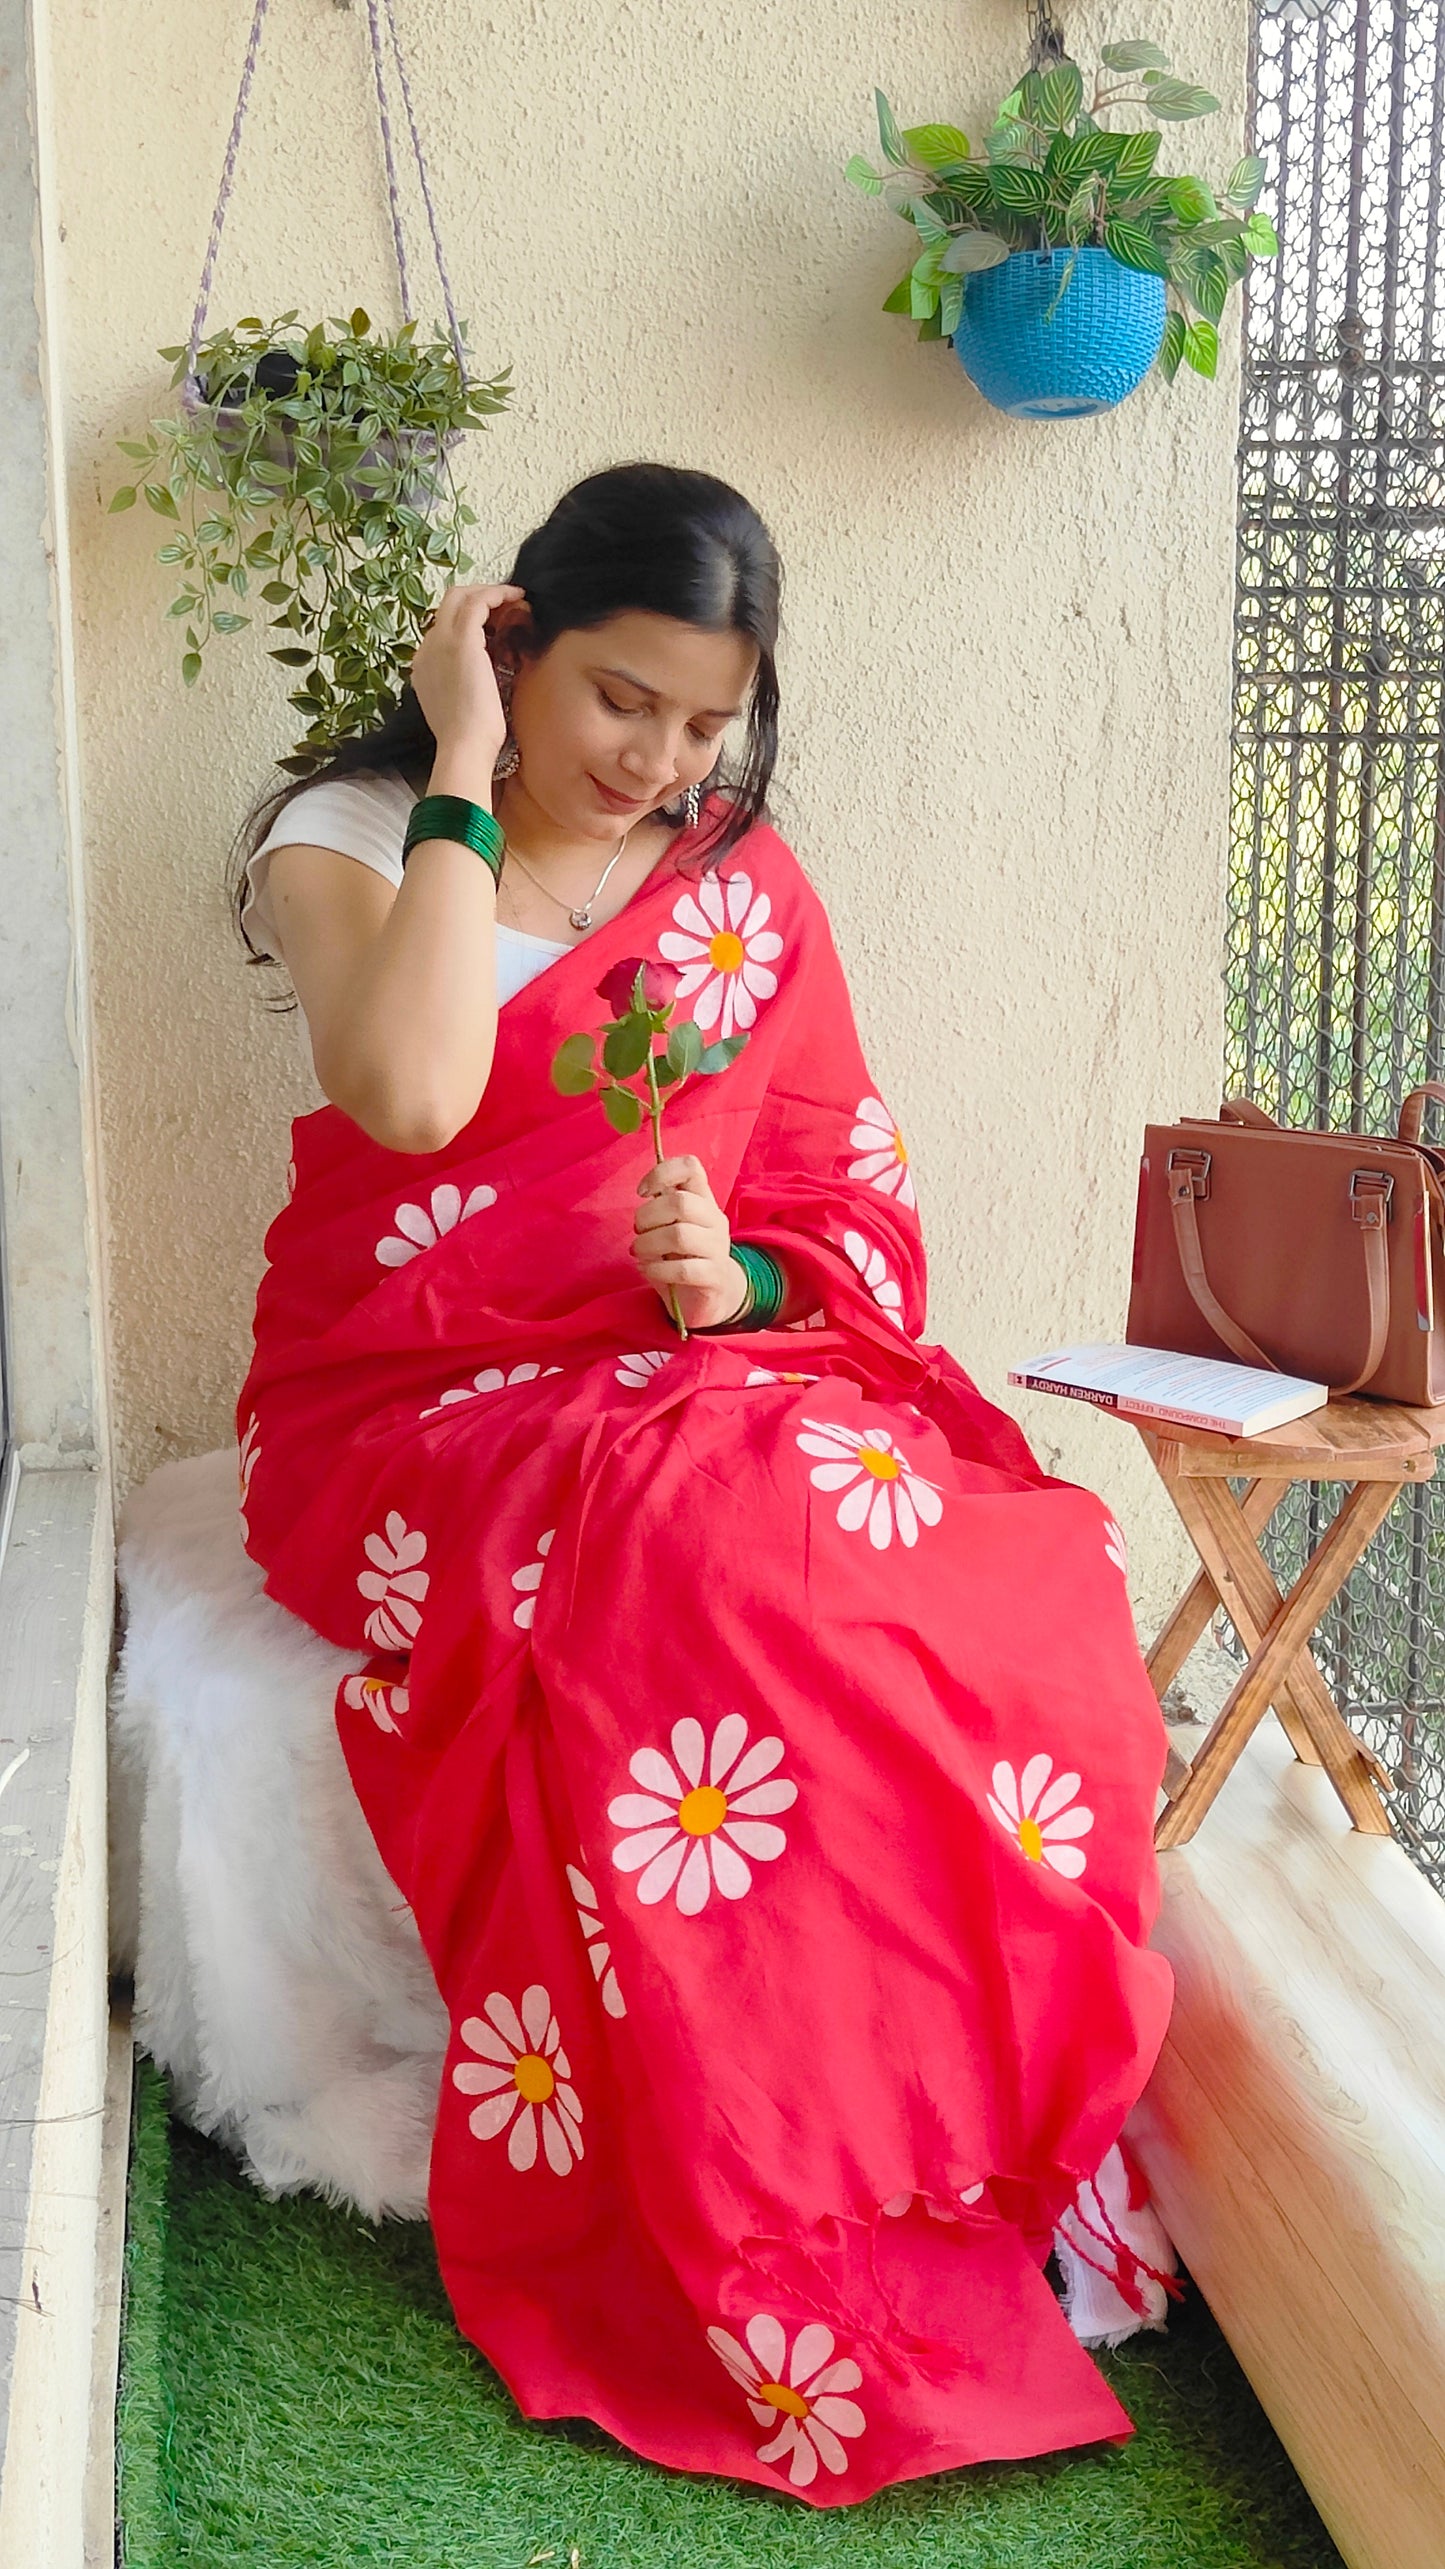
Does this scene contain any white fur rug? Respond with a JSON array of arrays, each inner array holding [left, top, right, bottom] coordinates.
[[111, 1445, 1174, 2340]]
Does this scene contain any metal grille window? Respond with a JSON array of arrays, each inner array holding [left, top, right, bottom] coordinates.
[[1230, 0, 1445, 1889]]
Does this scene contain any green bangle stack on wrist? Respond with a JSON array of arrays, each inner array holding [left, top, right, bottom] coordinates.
[[686, 1241, 785, 1335], [402, 794, 504, 886]]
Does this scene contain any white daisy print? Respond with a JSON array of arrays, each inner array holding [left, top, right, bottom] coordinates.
[[357, 1512, 430, 1651], [707, 2314, 866, 2487], [286, 1155, 297, 1197], [657, 871, 783, 1038], [237, 1413, 260, 1539], [847, 1097, 916, 1209], [841, 1230, 905, 1328], [451, 1986, 582, 2174], [512, 1529, 555, 1630], [796, 1418, 943, 1551], [341, 1672, 410, 1734], [375, 1180, 498, 1268], [566, 1862, 626, 2019], [609, 1714, 797, 1915], [988, 1755, 1094, 1880], [1104, 1516, 1128, 1575], [881, 2181, 985, 2219], [744, 1367, 818, 1386], [615, 1350, 674, 1389], [421, 1360, 560, 1420]]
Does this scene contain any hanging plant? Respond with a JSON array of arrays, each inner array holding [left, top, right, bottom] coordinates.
[[105, 0, 512, 768], [109, 309, 510, 769], [846, 38, 1277, 418]]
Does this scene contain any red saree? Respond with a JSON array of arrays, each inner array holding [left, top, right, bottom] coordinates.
[[237, 805, 1173, 2505]]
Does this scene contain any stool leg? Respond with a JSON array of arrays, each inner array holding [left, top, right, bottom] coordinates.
[[1145, 1478, 1282, 1701], [1155, 1476, 1398, 1848], [1173, 1477, 1393, 1797]]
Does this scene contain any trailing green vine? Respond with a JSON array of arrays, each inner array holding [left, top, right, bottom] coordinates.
[[110, 310, 511, 770]]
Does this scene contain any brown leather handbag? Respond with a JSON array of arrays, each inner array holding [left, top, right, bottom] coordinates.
[[1126, 1086, 1445, 1405]]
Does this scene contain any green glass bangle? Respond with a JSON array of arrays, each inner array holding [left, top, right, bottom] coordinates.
[[402, 794, 504, 885], [685, 1241, 785, 1335]]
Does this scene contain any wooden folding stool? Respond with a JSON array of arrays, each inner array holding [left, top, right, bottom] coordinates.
[[1119, 1396, 1445, 1849]]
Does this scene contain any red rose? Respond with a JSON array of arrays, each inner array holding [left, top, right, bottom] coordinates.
[[595, 957, 680, 1016]]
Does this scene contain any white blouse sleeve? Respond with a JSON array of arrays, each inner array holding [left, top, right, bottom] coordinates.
[[240, 767, 418, 957]]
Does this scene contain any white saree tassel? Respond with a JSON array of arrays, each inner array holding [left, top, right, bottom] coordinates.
[[1053, 2141, 1179, 2349]]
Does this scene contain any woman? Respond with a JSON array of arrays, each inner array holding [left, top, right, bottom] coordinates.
[[235, 462, 1174, 2505]]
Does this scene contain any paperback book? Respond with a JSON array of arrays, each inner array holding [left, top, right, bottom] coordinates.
[[1008, 1341, 1329, 1438]]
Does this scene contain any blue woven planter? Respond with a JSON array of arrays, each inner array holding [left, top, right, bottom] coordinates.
[[953, 247, 1166, 419]]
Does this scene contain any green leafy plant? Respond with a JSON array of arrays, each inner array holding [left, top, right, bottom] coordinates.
[[553, 958, 749, 1339], [109, 310, 511, 771], [846, 38, 1277, 383]]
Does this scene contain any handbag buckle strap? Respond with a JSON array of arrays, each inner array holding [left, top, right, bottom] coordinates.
[[1350, 1169, 1394, 1228], [1167, 1146, 1212, 1200]]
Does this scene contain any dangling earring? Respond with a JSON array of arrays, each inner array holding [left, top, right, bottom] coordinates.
[[493, 666, 520, 781], [682, 780, 702, 828]]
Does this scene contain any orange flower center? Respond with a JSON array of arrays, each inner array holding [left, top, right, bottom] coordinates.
[[709, 930, 746, 972], [757, 2381, 810, 2418], [893, 1130, 909, 1166], [1018, 1817, 1044, 1862], [858, 1445, 901, 1481], [678, 1784, 728, 1836], [513, 2052, 555, 2104]]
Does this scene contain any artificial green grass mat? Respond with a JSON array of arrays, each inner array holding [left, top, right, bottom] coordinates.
[[119, 2057, 1343, 2569]]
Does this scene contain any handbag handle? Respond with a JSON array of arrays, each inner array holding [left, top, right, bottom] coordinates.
[[1166, 1158, 1392, 1397], [1220, 1095, 1281, 1129], [1398, 1082, 1445, 1145]]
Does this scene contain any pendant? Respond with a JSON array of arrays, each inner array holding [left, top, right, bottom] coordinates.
[[568, 905, 593, 931]]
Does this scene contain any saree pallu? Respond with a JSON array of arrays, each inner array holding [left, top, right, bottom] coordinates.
[[237, 814, 1173, 2504]]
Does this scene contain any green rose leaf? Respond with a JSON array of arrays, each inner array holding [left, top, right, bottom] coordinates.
[[875, 90, 906, 167], [1101, 39, 1171, 72], [603, 1016, 653, 1078], [552, 1033, 598, 1096], [666, 1019, 704, 1078], [1147, 79, 1221, 122], [601, 1084, 644, 1136], [1160, 310, 1188, 382], [1185, 318, 1219, 377], [1226, 155, 1266, 212], [696, 1034, 748, 1075]]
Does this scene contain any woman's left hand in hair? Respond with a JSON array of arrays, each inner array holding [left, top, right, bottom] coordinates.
[[633, 1157, 745, 1333]]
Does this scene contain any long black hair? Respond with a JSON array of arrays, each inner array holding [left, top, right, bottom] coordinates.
[[229, 461, 783, 970]]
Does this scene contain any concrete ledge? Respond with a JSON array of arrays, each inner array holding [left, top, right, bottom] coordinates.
[[1132, 1716, 1445, 2569], [0, 1466, 113, 2569]]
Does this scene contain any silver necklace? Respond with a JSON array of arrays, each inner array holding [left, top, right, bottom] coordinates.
[[504, 826, 635, 932]]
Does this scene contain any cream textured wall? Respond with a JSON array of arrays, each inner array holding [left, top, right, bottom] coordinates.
[[49, 0, 1244, 1630]]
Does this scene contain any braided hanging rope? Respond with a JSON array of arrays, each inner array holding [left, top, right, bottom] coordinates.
[[1026, 1, 1067, 69], [183, 0, 470, 401]]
